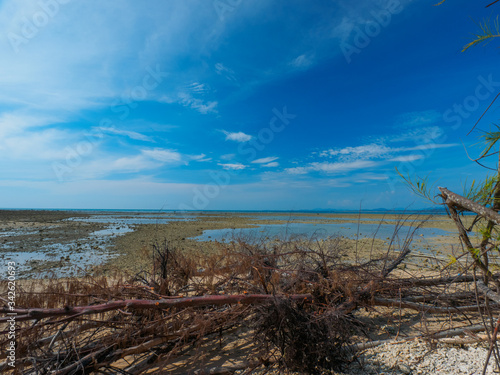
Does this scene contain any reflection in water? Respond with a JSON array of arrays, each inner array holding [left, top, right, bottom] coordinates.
[[191, 222, 449, 245]]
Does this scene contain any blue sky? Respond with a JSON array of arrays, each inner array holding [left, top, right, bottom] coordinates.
[[0, 0, 499, 210]]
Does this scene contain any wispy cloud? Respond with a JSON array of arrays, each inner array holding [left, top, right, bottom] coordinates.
[[97, 127, 154, 142], [286, 160, 376, 175], [187, 82, 208, 94], [406, 143, 458, 151], [389, 155, 424, 162], [0, 112, 74, 161], [252, 156, 279, 164], [160, 93, 218, 114], [395, 110, 442, 128], [141, 148, 183, 163], [220, 153, 236, 160], [215, 63, 237, 82], [387, 126, 445, 143], [290, 54, 314, 68], [189, 153, 212, 162], [72, 155, 163, 179], [319, 144, 392, 160], [0, 112, 61, 138], [318, 142, 458, 162], [221, 130, 252, 142], [142, 148, 211, 164], [218, 163, 247, 170]]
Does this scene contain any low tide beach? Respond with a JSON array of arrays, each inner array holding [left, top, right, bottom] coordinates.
[[2, 209, 499, 374], [0, 209, 462, 278]]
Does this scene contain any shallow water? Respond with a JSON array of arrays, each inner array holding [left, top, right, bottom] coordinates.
[[190, 222, 449, 243], [0, 223, 134, 278], [241, 214, 443, 223], [0, 211, 451, 278]]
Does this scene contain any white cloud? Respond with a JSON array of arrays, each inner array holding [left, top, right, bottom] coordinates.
[[97, 127, 154, 142], [319, 144, 392, 160], [57, 147, 208, 181], [406, 143, 458, 151], [331, 16, 356, 40], [0, 112, 61, 138], [395, 110, 441, 128], [285, 160, 376, 175], [221, 130, 252, 142], [285, 167, 309, 175], [1, 128, 69, 160], [189, 153, 212, 162], [389, 155, 424, 162], [71, 155, 162, 179], [220, 153, 235, 160], [0, 112, 75, 161], [386, 126, 445, 143], [309, 160, 376, 173], [353, 173, 389, 181], [160, 92, 218, 114], [0, 0, 237, 117], [188, 82, 208, 94], [218, 163, 246, 170], [318, 142, 458, 162], [141, 148, 183, 163], [111, 155, 161, 172], [263, 162, 279, 167], [290, 54, 313, 68], [215, 62, 237, 82], [252, 156, 279, 164]]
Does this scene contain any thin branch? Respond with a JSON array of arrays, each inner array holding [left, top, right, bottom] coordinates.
[[467, 92, 500, 135], [478, 280, 500, 304], [373, 297, 495, 314], [0, 294, 313, 322]]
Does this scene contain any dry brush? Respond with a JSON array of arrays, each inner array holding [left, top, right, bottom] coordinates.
[[1, 219, 498, 374]]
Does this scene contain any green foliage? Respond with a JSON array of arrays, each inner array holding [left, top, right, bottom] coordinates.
[[480, 125, 500, 157], [479, 226, 492, 240], [471, 247, 482, 259], [396, 169, 439, 204], [464, 175, 499, 208], [446, 254, 457, 267], [462, 17, 500, 52], [435, 2, 500, 50]]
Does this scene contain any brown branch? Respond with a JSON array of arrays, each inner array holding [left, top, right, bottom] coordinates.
[[395, 274, 475, 287], [487, 1, 500, 9], [439, 187, 500, 288], [477, 280, 500, 304], [381, 246, 411, 279], [439, 187, 500, 224], [0, 293, 312, 322], [53, 347, 113, 375], [373, 297, 495, 314], [193, 361, 267, 375]]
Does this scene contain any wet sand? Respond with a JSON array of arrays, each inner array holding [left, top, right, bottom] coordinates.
[[0, 210, 465, 278]]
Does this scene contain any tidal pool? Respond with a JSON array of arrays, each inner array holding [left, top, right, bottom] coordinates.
[[0, 224, 134, 278], [191, 222, 450, 243]]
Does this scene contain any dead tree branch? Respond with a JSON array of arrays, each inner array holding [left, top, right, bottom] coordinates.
[[1, 293, 313, 322]]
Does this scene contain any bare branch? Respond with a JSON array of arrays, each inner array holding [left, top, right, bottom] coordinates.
[[439, 187, 500, 223], [0, 293, 313, 322]]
